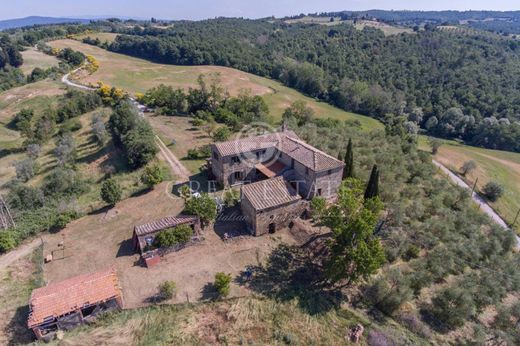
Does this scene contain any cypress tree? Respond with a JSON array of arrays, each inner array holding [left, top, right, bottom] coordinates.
[[364, 164, 379, 199], [343, 138, 354, 179]]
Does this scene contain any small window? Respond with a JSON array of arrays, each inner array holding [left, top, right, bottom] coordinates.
[[234, 171, 242, 180], [256, 151, 261, 159], [305, 167, 309, 175], [213, 151, 219, 160], [262, 149, 266, 155], [291, 158, 295, 168], [327, 169, 332, 175], [231, 156, 240, 164], [317, 188, 322, 196]]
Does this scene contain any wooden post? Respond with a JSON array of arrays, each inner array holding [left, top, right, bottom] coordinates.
[[513, 208, 520, 228], [470, 177, 479, 196]]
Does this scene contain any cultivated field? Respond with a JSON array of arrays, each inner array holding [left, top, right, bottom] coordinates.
[[420, 137, 520, 234], [347, 20, 414, 36], [73, 32, 119, 43], [47, 39, 382, 130], [20, 48, 60, 75]]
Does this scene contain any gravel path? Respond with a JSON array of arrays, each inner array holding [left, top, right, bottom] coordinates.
[[433, 159, 519, 247]]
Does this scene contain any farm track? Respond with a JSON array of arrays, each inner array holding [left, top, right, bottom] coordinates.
[[433, 159, 520, 247]]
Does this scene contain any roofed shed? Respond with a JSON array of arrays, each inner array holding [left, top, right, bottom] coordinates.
[[28, 267, 123, 341], [133, 214, 200, 254]]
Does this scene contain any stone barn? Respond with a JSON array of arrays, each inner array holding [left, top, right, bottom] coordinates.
[[27, 267, 123, 342], [241, 176, 307, 236]]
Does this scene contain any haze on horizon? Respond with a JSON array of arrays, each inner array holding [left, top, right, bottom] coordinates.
[[1, 0, 519, 21]]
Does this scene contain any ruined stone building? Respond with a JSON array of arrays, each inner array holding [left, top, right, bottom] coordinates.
[[27, 268, 123, 342], [209, 129, 344, 235]]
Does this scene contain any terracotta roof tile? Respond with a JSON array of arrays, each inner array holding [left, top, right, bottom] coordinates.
[[134, 215, 199, 236], [28, 268, 122, 328], [242, 176, 301, 211], [213, 131, 298, 157], [278, 136, 344, 172]]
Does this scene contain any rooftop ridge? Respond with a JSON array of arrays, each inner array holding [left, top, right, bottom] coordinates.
[[281, 135, 344, 169]]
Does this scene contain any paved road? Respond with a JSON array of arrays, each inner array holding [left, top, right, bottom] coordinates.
[[61, 67, 96, 91], [433, 159, 520, 246]]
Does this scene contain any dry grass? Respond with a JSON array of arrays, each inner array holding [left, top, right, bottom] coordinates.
[[20, 48, 59, 74], [348, 20, 414, 36], [73, 32, 119, 43]]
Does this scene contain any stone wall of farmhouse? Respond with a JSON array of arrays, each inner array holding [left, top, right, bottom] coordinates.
[[278, 152, 343, 199], [240, 195, 257, 235], [243, 199, 308, 236], [211, 147, 277, 187]]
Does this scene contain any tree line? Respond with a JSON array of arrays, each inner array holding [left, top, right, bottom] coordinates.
[[106, 18, 520, 152]]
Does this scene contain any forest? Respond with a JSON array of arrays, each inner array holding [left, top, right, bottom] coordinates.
[[105, 18, 520, 152]]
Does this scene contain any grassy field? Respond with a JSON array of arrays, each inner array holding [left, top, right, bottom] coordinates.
[[419, 136, 520, 234], [47, 39, 382, 130], [49, 297, 422, 345], [20, 48, 60, 75], [347, 20, 414, 36], [73, 32, 119, 43]]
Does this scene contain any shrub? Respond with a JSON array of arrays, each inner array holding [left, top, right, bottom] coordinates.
[[153, 224, 193, 248], [51, 211, 78, 232], [14, 158, 37, 182], [157, 280, 177, 300], [482, 181, 504, 202], [223, 189, 240, 207], [0, 232, 17, 253], [60, 118, 83, 134], [403, 245, 420, 261], [214, 272, 232, 297], [186, 145, 211, 159], [43, 168, 87, 197], [141, 164, 164, 188], [100, 178, 122, 206], [430, 287, 476, 329], [185, 193, 217, 226], [460, 160, 476, 176], [212, 126, 231, 142]]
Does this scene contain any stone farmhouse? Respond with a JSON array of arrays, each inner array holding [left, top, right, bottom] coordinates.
[[209, 129, 344, 235]]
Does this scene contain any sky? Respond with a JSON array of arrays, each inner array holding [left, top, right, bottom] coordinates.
[[1, 0, 519, 21]]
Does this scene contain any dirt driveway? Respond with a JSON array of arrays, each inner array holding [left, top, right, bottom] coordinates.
[[42, 183, 301, 308]]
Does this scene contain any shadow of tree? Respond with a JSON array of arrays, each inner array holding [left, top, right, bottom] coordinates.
[[236, 244, 343, 315], [6, 305, 34, 345], [200, 282, 219, 301]]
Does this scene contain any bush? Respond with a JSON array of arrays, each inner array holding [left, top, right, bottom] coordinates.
[[157, 280, 177, 300], [60, 118, 83, 134], [185, 193, 217, 226], [214, 272, 232, 297], [51, 211, 78, 232], [141, 164, 164, 188], [481, 181, 504, 202], [100, 178, 122, 206], [430, 287, 476, 329], [153, 224, 193, 248], [0, 232, 17, 253], [223, 189, 240, 207], [367, 329, 396, 346], [212, 126, 231, 142], [403, 245, 420, 261], [186, 145, 211, 159]]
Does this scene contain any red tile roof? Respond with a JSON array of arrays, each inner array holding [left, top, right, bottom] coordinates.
[[213, 130, 343, 172], [28, 268, 122, 328], [241, 176, 301, 211], [279, 136, 344, 172], [134, 215, 199, 236], [213, 130, 298, 157]]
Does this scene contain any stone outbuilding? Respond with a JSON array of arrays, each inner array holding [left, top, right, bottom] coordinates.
[[27, 267, 123, 342], [241, 176, 307, 236]]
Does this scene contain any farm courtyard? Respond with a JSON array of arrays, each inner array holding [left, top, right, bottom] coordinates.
[[41, 182, 308, 308]]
